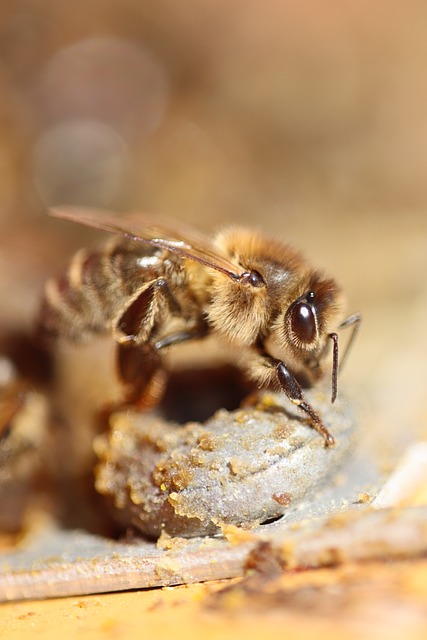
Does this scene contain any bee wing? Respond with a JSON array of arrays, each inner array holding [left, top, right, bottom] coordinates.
[[49, 207, 242, 281]]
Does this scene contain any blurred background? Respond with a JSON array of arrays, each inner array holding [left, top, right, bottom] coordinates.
[[0, 0, 426, 450]]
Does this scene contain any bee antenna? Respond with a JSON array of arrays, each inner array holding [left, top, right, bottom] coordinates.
[[338, 312, 361, 373], [329, 312, 361, 404], [329, 332, 339, 404]]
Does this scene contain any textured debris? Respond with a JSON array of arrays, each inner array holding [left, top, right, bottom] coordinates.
[[95, 385, 356, 536]]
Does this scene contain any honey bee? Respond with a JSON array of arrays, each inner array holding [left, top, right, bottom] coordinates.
[[39, 208, 360, 446]]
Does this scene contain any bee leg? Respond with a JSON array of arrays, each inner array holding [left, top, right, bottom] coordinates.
[[114, 277, 182, 345], [152, 278, 182, 314], [116, 322, 209, 408], [117, 342, 167, 409], [276, 361, 335, 447], [154, 322, 209, 351]]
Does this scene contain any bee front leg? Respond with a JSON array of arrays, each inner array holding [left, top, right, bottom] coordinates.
[[275, 361, 335, 447]]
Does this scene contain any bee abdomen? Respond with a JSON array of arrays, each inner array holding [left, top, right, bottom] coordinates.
[[38, 249, 111, 343], [38, 239, 152, 343]]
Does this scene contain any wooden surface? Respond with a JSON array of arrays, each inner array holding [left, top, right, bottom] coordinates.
[[2, 560, 427, 639]]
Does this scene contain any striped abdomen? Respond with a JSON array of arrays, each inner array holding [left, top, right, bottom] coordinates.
[[38, 237, 180, 344]]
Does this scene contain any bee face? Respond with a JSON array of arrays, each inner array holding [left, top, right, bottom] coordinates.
[[195, 227, 346, 391], [284, 276, 344, 354]]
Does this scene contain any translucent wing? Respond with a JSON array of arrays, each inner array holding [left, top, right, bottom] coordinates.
[[49, 207, 242, 280]]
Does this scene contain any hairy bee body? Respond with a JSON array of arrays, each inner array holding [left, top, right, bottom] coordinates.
[[40, 237, 206, 345], [38, 209, 358, 445]]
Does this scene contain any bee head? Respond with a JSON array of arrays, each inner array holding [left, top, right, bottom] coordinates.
[[280, 274, 344, 367]]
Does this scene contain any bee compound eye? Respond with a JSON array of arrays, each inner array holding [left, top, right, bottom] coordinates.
[[290, 301, 317, 344]]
